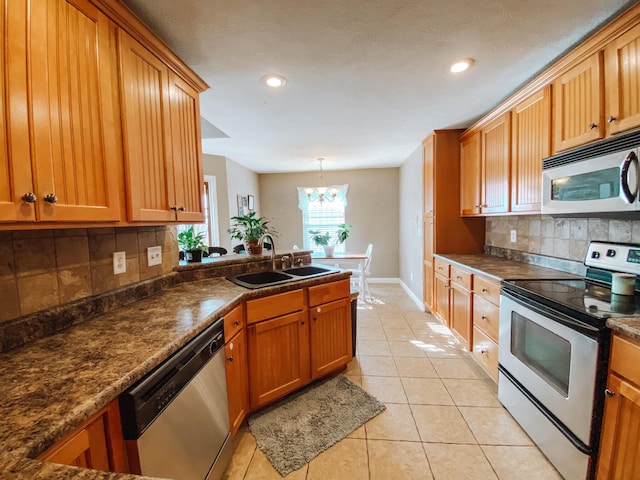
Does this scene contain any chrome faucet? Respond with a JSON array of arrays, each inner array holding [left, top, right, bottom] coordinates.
[[258, 234, 277, 271]]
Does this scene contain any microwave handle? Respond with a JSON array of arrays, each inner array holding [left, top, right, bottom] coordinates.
[[621, 151, 639, 203]]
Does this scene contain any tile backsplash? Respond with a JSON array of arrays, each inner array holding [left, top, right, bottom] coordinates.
[[0, 226, 178, 323], [486, 215, 640, 262]]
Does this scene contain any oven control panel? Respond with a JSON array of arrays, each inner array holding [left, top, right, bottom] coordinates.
[[585, 241, 640, 275]]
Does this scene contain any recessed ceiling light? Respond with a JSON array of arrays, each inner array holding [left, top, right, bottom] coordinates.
[[450, 59, 475, 73], [261, 74, 287, 87]]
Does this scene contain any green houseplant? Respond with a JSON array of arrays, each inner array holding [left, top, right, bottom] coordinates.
[[228, 211, 278, 255], [309, 223, 351, 257], [177, 226, 207, 262]]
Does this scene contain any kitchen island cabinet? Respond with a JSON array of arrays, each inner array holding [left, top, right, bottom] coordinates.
[[224, 304, 249, 435]]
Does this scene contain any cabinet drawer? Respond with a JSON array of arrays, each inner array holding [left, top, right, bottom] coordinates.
[[246, 289, 304, 324], [223, 304, 244, 340], [610, 334, 640, 386], [434, 258, 450, 277], [473, 295, 499, 342], [308, 279, 350, 307], [473, 275, 500, 306], [450, 266, 472, 290], [472, 326, 498, 381]]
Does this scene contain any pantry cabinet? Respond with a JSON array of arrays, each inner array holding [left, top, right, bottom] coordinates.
[[552, 52, 604, 153], [597, 334, 640, 479], [604, 23, 640, 136], [39, 399, 128, 473], [1, 0, 121, 224], [511, 87, 550, 213]]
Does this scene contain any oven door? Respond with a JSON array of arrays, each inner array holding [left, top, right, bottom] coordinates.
[[542, 149, 639, 214], [498, 292, 598, 446]]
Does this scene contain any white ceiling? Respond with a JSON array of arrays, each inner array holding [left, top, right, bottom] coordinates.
[[125, 0, 635, 173]]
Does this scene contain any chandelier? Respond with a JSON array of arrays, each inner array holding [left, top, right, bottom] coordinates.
[[304, 158, 339, 203]]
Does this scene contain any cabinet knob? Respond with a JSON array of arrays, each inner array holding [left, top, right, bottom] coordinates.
[[482, 288, 489, 293], [178, 206, 186, 211], [233, 320, 240, 326], [456, 276, 462, 280], [43, 193, 58, 204], [300, 320, 305, 325], [481, 316, 488, 320], [588, 123, 598, 130], [480, 349, 488, 354], [171, 205, 178, 211], [312, 316, 317, 321], [22, 192, 37, 203], [227, 355, 234, 362], [605, 388, 616, 397], [607, 116, 616, 123]]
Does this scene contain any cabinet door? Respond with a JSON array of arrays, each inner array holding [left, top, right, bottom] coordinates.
[[0, 1, 35, 222], [511, 87, 550, 213], [29, 0, 120, 222], [433, 273, 450, 327], [450, 282, 471, 351], [310, 297, 351, 379], [423, 135, 434, 216], [40, 400, 128, 473], [597, 374, 640, 479], [423, 217, 434, 311], [225, 329, 249, 435], [553, 52, 604, 153], [119, 30, 175, 222], [168, 72, 204, 223], [460, 131, 482, 216], [481, 113, 510, 214], [605, 24, 640, 136], [247, 311, 310, 408]]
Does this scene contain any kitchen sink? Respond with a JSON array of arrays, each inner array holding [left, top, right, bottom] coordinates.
[[282, 265, 333, 276], [227, 264, 339, 289]]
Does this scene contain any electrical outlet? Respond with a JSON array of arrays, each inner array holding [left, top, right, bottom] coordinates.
[[113, 251, 126, 274], [510, 229, 517, 243], [147, 246, 162, 266]]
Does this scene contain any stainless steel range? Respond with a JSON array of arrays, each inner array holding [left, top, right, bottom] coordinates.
[[499, 241, 640, 480]]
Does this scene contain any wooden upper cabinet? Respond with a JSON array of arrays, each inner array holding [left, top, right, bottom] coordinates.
[[423, 135, 434, 216], [460, 131, 482, 216], [511, 87, 550, 213], [553, 52, 604, 153], [481, 112, 510, 214], [169, 72, 205, 223], [119, 30, 175, 222], [605, 23, 640, 136]]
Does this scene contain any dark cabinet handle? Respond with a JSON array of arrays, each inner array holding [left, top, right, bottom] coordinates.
[[22, 192, 37, 203], [171, 205, 178, 211], [233, 320, 240, 326], [300, 321, 305, 325], [607, 116, 616, 123], [605, 389, 616, 397], [312, 316, 317, 321], [482, 288, 489, 293], [588, 123, 598, 130], [178, 206, 186, 211], [44, 193, 58, 204], [481, 316, 488, 320], [227, 356, 234, 362]]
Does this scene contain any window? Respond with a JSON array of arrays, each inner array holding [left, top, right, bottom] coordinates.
[[298, 185, 349, 254], [178, 175, 219, 247]]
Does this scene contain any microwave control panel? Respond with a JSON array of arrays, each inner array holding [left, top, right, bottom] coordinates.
[[586, 241, 640, 275]]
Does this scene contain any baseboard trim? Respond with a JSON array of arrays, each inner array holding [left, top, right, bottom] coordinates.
[[361, 278, 425, 312]]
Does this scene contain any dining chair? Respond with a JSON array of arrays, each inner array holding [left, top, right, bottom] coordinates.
[[350, 244, 373, 298]]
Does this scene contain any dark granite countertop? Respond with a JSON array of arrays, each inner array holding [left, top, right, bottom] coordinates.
[[0, 268, 349, 479]]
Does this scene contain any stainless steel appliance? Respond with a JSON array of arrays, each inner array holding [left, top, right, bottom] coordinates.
[[541, 132, 640, 215], [499, 241, 640, 480], [119, 318, 232, 480]]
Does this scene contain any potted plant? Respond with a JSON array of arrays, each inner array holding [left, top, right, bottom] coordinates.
[[228, 211, 278, 255], [177, 226, 207, 262], [309, 223, 351, 257]]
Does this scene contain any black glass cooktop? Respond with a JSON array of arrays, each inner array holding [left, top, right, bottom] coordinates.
[[503, 277, 640, 322]]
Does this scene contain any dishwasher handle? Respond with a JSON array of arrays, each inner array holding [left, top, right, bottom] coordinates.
[[120, 317, 225, 439]]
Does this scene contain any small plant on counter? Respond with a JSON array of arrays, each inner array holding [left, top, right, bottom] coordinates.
[[228, 211, 279, 255], [177, 226, 207, 262]]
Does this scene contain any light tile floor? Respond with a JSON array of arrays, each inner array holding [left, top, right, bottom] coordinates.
[[222, 283, 563, 480]]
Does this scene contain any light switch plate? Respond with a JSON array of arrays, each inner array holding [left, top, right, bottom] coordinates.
[[113, 251, 126, 275], [510, 229, 517, 243], [147, 246, 162, 266]]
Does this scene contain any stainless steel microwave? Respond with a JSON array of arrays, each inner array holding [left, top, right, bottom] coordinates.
[[542, 147, 639, 215]]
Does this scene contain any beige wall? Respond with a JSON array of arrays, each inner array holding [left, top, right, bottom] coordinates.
[[486, 215, 640, 261], [0, 227, 177, 323], [259, 168, 400, 277], [398, 145, 423, 299]]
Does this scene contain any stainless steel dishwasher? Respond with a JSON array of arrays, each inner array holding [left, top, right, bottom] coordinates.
[[119, 318, 232, 480]]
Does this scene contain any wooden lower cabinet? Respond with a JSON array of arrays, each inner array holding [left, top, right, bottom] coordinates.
[[471, 326, 499, 381], [39, 399, 128, 473], [433, 272, 450, 326], [247, 310, 310, 409], [597, 335, 640, 479], [226, 328, 249, 435], [310, 297, 352, 379], [450, 281, 472, 351], [471, 275, 500, 381]]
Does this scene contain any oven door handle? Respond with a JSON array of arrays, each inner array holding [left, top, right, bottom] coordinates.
[[621, 151, 639, 203]]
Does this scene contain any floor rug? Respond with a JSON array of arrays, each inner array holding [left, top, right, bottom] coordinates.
[[248, 374, 386, 476]]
